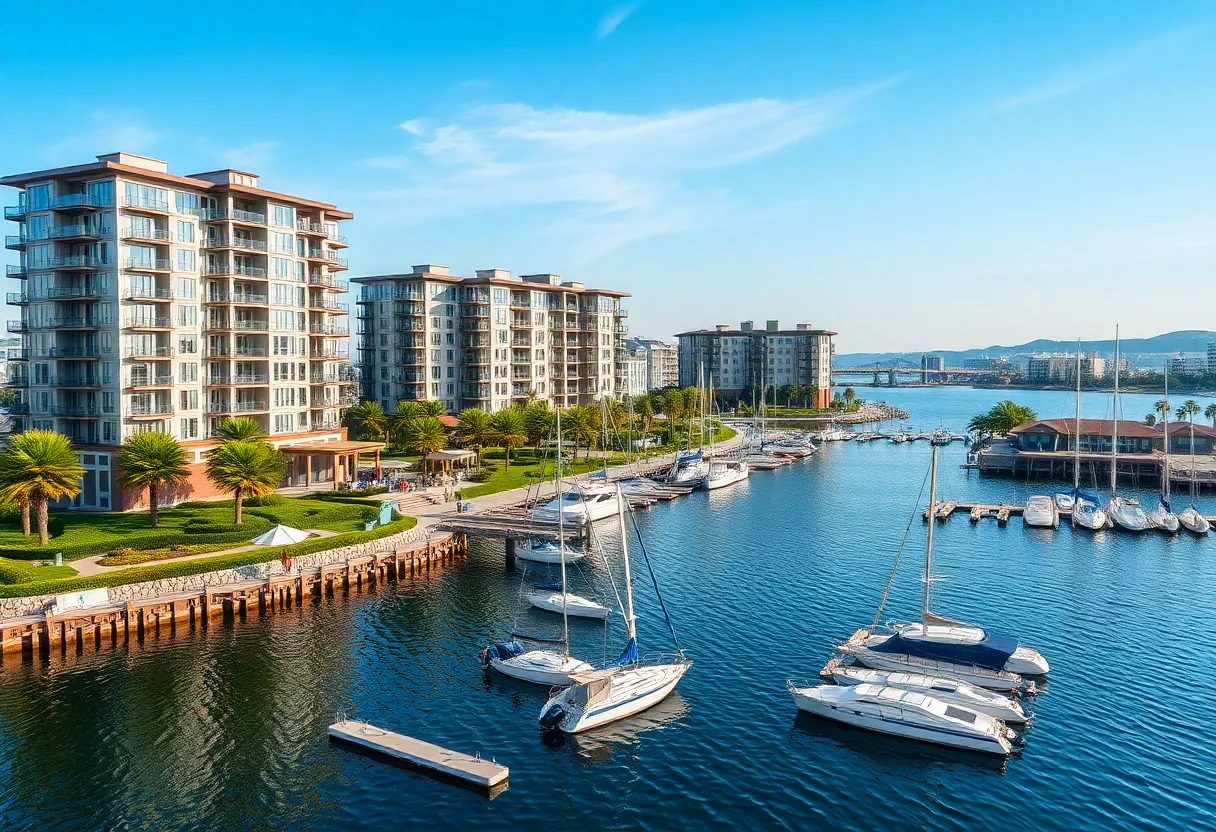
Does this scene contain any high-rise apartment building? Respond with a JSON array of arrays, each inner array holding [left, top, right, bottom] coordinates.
[[676, 320, 835, 407], [625, 337, 679, 390], [354, 266, 629, 412], [2, 152, 360, 509]]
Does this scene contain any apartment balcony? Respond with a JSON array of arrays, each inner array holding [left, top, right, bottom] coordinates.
[[7, 374, 29, 387], [206, 292, 269, 305], [510, 315, 531, 329], [511, 369, 531, 380], [204, 263, 267, 279], [46, 256, 113, 270], [355, 306, 373, 319], [309, 348, 348, 360], [50, 223, 110, 242], [206, 400, 267, 415], [5, 321, 27, 333], [123, 258, 171, 272], [123, 317, 173, 330], [296, 219, 325, 235], [52, 193, 112, 212], [325, 231, 348, 247], [304, 249, 349, 268], [120, 195, 170, 214], [52, 404, 103, 417], [205, 320, 269, 332], [202, 208, 266, 225], [124, 287, 174, 301], [307, 272, 349, 291], [309, 324, 349, 336], [6, 265, 28, 278], [5, 403, 30, 414], [614, 308, 628, 318], [121, 227, 172, 244], [309, 299, 350, 313], [128, 402, 175, 417], [48, 346, 110, 359], [234, 346, 269, 357], [125, 374, 173, 389], [207, 374, 269, 386], [5, 234, 26, 250], [202, 235, 268, 252], [4, 205, 26, 221], [123, 345, 173, 359], [462, 320, 490, 332]]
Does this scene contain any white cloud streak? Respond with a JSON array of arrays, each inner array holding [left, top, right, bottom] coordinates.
[[43, 111, 161, 165], [597, 3, 639, 39], [366, 78, 899, 260], [988, 25, 1205, 111]]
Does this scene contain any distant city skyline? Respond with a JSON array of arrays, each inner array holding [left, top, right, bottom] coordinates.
[[1, 1, 1214, 352]]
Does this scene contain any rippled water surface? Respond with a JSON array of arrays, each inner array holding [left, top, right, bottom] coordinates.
[[3, 386, 1216, 831]]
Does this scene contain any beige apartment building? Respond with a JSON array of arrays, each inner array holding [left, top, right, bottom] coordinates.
[[1, 152, 361, 509], [354, 266, 629, 412]]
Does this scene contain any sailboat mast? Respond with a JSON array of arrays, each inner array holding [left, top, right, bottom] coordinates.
[[922, 444, 938, 626], [1074, 339, 1082, 494], [615, 484, 637, 641], [1163, 363, 1170, 504], [555, 406, 569, 656], [1111, 325, 1120, 494]]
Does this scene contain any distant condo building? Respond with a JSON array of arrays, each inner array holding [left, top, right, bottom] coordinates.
[[920, 354, 943, 383], [1, 152, 361, 509], [625, 337, 678, 390], [1166, 355, 1205, 377], [624, 351, 648, 397], [1026, 352, 1107, 384], [354, 266, 629, 413], [961, 356, 1013, 372], [675, 319, 835, 408]]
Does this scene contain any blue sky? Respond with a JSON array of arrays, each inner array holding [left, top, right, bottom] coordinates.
[[1, 1, 1214, 353]]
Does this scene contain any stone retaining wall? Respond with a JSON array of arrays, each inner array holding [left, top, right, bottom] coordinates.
[[0, 525, 434, 620]]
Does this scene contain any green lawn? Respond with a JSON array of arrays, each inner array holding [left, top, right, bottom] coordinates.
[[0, 496, 384, 564]]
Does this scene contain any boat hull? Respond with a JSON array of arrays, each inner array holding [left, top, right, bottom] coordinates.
[[491, 650, 594, 686], [829, 666, 1027, 723], [1072, 505, 1108, 531], [541, 662, 689, 734], [1179, 508, 1211, 534], [516, 544, 585, 565], [523, 591, 610, 620], [1108, 499, 1151, 531], [706, 464, 749, 491]]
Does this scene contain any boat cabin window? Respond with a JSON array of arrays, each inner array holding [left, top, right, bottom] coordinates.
[[944, 705, 978, 723]]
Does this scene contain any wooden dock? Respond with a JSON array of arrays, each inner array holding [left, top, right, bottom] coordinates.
[[922, 502, 1024, 526], [328, 719, 508, 793]]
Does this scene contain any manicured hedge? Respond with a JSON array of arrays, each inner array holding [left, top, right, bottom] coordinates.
[[0, 517, 419, 599]]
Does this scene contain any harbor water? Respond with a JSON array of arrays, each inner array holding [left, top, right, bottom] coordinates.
[[2, 386, 1216, 830]]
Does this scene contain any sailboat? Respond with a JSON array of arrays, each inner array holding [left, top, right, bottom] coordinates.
[[1106, 325, 1151, 532], [538, 485, 691, 733], [704, 376, 750, 490], [837, 445, 1049, 691], [1068, 341, 1108, 531], [1145, 364, 1180, 533], [1178, 409, 1211, 534], [482, 408, 595, 685]]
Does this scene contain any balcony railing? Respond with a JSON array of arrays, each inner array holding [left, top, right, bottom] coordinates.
[[128, 402, 175, 416], [309, 324, 349, 335], [120, 196, 170, 212], [126, 375, 173, 387], [310, 349, 348, 359], [121, 227, 172, 243], [52, 405, 103, 417], [123, 317, 173, 329], [203, 236, 268, 252], [4, 205, 26, 220], [203, 208, 266, 224], [309, 300, 350, 312], [207, 292, 269, 305], [124, 287, 174, 301], [123, 258, 172, 271], [234, 346, 269, 357], [203, 264, 267, 278], [123, 345, 173, 358], [4, 235, 25, 248], [307, 273, 349, 290]]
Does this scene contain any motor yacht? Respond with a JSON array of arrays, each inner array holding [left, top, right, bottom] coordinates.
[[1023, 495, 1058, 529], [824, 659, 1027, 723]]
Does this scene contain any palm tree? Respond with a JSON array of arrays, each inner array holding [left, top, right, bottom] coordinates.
[[205, 439, 286, 525], [522, 400, 554, 453], [0, 430, 83, 545], [662, 388, 684, 441], [1145, 414, 1157, 426], [1182, 399, 1202, 423], [491, 409, 527, 471], [418, 400, 445, 417], [402, 416, 447, 456], [344, 401, 388, 441], [115, 431, 190, 527], [457, 407, 495, 466], [562, 406, 596, 460], [842, 387, 857, 407], [1154, 399, 1171, 423], [1206, 402, 1216, 428], [967, 400, 1038, 437], [389, 401, 419, 449], [213, 416, 268, 442], [635, 393, 655, 439]]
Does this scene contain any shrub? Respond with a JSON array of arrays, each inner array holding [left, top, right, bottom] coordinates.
[[0, 561, 33, 585], [309, 486, 388, 498], [466, 471, 492, 483], [245, 494, 285, 507]]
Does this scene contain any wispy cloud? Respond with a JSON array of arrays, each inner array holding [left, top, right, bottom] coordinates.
[[597, 3, 639, 39], [364, 78, 900, 260], [988, 25, 1204, 111], [43, 110, 161, 165]]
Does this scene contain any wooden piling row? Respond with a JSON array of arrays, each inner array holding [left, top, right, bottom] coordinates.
[[0, 534, 467, 657]]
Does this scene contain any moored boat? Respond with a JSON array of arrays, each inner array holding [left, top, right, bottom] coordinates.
[[517, 539, 586, 565], [706, 459, 749, 490], [1023, 495, 1058, 529], [823, 658, 1027, 723], [524, 586, 611, 620], [1179, 506, 1211, 535]]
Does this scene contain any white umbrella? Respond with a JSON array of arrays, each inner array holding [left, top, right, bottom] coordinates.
[[250, 524, 313, 546]]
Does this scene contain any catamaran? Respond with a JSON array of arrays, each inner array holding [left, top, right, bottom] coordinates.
[[538, 485, 690, 734], [1145, 364, 1180, 533], [787, 682, 1018, 756], [1066, 342, 1109, 531], [838, 445, 1049, 691], [1106, 326, 1151, 531], [483, 408, 595, 686], [822, 658, 1028, 723]]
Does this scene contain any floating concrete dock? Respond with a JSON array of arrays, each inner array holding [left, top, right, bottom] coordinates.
[[328, 720, 508, 792]]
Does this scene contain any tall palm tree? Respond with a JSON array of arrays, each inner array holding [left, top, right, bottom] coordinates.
[[1182, 399, 1202, 423], [1145, 414, 1157, 426], [662, 388, 684, 442], [213, 416, 268, 443], [115, 431, 190, 527], [522, 400, 554, 453], [402, 416, 448, 456], [490, 409, 527, 471], [1206, 402, 1216, 428], [457, 407, 495, 467], [344, 401, 388, 441], [389, 401, 419, 449], [418, 400, 445, 417], [0, 430, 83, 545], [562, 406, 596, 460], [205, 439, 286, 525], [1154, 398, 1171, 423]]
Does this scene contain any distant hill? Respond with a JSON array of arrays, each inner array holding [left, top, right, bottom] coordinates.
[[836, 330, 1216, 371]]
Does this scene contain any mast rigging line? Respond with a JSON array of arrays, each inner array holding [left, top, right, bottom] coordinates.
[[869, 459, 932, 635], [626, 500, 683, 653]]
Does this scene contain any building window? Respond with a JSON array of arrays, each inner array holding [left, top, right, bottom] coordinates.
[[271, 205, 295, 228]]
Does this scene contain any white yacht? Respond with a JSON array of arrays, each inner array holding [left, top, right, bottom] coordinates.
[[517, 539, 585, 565], [1023, 495, 1058, 529], [706, 459, 749, 490], [524, 587, 610, 620], [787, 682, 1016, 756], [482, 641, 595, 686], [532, 484, 621, 524], [824, 659, 1027, 723]]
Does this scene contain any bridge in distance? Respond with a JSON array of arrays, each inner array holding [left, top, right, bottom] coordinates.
[[832, 359, 983, 386]]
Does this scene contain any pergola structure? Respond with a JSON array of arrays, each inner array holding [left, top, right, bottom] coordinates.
[[424, 449, 478, 477], [282, 440, 387, 488]]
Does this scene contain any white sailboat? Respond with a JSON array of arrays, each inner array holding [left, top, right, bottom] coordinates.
[[838, 445, 1049, 691], [1106, 325, 1151, 532], [1145, 364, 1180, 533], [524, 585, 610, 620], [1179, 410, 1211, 534], [538, 485, 690, 734], [787, 682, 1017, 756], [1069, 341, 1109, 531], [484, 408, 594, 686]]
